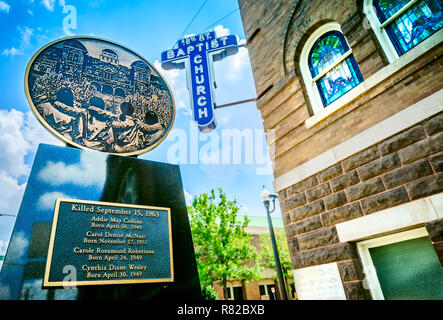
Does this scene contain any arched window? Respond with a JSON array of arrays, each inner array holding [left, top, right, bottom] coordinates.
[[300, 23, 364, 112], [365, 0, 443, 60]]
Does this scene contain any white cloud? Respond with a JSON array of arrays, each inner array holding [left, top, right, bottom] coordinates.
[[0, 110, 35, 178], [0, 109, 59, 178], [37, 191, 71, 210], [0, 109, 60, 215], [18, 26, 33, 47], [214, 25, 230, 37], [231, 46, 249, 71], [0, 172, 27, 214], [154, 59, 192, 116], [0, 240, 8, 255], [38, 150, 107, 188], [213, 45, 250, 83], [63, 27, 74, 36], [184, 189, 193, 206], [2, 47, 22, 56], [2, 26, 34, 57], [0, 1, 10, 13], [41, 0, 55, 11]]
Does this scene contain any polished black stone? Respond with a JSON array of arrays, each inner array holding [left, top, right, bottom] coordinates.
[[0, 143, 201, 300]]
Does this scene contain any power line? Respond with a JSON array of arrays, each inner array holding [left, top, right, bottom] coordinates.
[[173, 0, 210, 48], [201, 8, 239, 33]]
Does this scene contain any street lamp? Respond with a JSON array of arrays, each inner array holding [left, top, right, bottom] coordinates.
[[260, 186, 288, 300]]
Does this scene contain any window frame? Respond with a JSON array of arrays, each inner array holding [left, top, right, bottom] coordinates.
[[299, 22, 362, 114], [364, 0, 442, 61], [224, 284, 244, 300], [357, 227, 430, 300], [364, 0, 401, 62]]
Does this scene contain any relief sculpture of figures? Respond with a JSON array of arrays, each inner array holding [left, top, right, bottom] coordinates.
[[25, 37, 175, 156]]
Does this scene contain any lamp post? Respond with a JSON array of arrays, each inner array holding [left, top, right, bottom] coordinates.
[[260, 186, 288, 300]]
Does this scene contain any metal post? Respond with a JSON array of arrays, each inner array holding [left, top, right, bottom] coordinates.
[[263, 199, 288, 300]]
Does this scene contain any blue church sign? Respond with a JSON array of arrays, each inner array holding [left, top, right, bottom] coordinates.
[[161, 31, 238, 132]]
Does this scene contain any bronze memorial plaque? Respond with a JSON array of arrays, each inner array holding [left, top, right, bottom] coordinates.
[[25, 37, 175, 156], [44, 199, 173, 287]]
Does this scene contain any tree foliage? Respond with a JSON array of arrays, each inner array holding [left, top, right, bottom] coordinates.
[[257, 228, 293, 280], [187, 188, 261, 300]]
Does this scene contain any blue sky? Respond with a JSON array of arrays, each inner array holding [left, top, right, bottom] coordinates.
[[0, 0, 281, 256]]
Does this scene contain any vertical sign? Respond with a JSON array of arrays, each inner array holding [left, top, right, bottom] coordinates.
[[161, 31, 239, 132]]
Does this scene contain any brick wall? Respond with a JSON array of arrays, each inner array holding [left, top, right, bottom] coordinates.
[[278, 112, 443, 299], [238, 0, 443, 179]]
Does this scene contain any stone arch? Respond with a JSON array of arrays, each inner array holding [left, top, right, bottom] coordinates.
[[114, 87, 126, 98], [281, 0, 303, 76], [280, 1, 362, 115], [282, 0, 361, 76], [292, 19, 336, 74]]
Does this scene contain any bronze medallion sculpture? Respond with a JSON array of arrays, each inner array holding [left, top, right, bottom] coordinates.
[[25, 37, 175, 156]]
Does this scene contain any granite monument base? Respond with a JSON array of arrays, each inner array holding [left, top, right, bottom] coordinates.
[[0, 143, 201, 300]]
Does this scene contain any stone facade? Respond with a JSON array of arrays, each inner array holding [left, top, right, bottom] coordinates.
[[425, 219, 443, 266], [279, 114, 442, 299], [238, 0, 443, 300]]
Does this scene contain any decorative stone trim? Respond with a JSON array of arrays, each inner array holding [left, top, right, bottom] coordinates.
[[336, 194, 443, 243]]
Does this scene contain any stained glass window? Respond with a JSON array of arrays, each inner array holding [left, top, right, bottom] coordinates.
[[375, 0, 443, 55], [308, 31, 363, 107]]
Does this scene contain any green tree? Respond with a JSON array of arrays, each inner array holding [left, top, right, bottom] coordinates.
[[187, 188, 261, 300], [258, 228, 293, 297]]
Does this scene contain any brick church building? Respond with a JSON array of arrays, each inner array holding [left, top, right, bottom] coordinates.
[[238, 0, 442, 299]]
